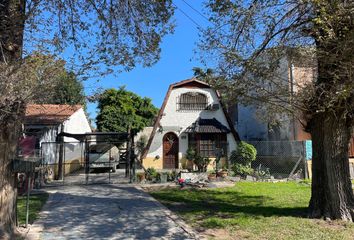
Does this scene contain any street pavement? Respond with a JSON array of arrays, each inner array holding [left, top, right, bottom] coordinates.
[[26, 184, 197, 240]]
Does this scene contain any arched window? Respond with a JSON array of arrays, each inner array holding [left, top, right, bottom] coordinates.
[[177, 92, 208, 111]]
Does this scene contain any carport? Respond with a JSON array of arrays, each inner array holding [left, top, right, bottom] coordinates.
[[49, 131, 137, 185]]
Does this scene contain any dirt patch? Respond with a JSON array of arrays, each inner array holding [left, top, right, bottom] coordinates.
[[199, 227, 255, 240], [199, 228, 232, 240], [140, 184, 179, 192], [314, 219, 352, 230]]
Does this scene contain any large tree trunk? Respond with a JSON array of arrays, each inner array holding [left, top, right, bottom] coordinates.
[[308, 0, 354, 220], [0, 122, 22, 238], [0, 0, 26, 237], [0, 0, 25, 63], [309, 114, 354, 221]]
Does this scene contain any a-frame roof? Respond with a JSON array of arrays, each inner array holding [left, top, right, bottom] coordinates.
[[141, 77, 240, 160]]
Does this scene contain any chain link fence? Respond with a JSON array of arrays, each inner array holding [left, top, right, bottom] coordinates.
[[232, 141, 309, 180]]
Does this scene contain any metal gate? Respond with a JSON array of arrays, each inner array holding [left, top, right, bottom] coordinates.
[[38, 132, 137, 186]]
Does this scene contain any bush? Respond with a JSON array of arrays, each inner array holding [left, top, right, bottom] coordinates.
[[229, 141, 257, 166], [193, 156, 211, 172], [185, 147, 196, 161], [254, 165, 271, 180], [146, 167, 158, 181], [230, 142, 257, 177], [167, 170, 178, 181], [231, 163, 254, 177]]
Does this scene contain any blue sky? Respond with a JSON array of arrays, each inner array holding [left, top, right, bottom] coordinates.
[[84, 0, 209, 123]]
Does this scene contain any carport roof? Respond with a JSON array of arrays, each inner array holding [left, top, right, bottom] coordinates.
[[57, 132, 129, 142]]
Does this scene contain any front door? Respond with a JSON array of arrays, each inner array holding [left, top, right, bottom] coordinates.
[[163, 132, 179, 169]]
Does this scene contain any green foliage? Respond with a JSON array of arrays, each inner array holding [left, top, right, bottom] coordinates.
[[230, 142, 257, 177], [145, 167, 158, 181], [230, 141, 257, 166], [185, 147, 211, 172], [193, 156, 211, 173], [96, 87, 158, 134], [193, 67, 232, 107], [136, 135, 148, 155], [25, 54, 85, 106], [254, 165, 271, 180], [185, 147, 196, 161], [52, 71, 85, 105], [231, 163, 254, 177], [17, 193, 49, 225], [167, 170, 178, 181]]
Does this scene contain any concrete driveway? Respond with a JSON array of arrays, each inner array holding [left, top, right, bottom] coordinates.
[[27, 184, 197, 240]]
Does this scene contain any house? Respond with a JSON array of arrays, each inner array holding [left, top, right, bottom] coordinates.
[[19, 104, 92, 176], [231, 50, 354, 178], [141, 78, 240, 170], [233, 52, 315, 142]]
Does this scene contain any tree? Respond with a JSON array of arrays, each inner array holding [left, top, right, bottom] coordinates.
[[193, 67, 235, 108], [0, 1, 174, 235], [96, 87, 158, 135], [200, 0, 354, 221], [25, 53, 85, 105], [50, 71, 85, 105]]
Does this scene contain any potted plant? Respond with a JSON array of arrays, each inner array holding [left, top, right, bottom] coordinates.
[[218, 169, 228, 178], [208, 171, 217, 181], [194, 156, 211, 172], [136, 172, 145, 183]]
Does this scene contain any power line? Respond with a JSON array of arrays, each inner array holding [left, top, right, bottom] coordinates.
[[172, 2, 203, 29], [180, 0, 210, 22]]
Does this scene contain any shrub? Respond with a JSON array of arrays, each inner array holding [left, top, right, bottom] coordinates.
[[231, 163, 254, 177], [167, 170, 178, 181], [230, 142, 257, 177], [229, 141, 257, 166], [193, 155, 211, 172], [254, 165, 271, 180], [146, 167, 158, 181], [185, 147, 196, 161]]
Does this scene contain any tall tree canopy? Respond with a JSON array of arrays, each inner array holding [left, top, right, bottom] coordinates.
[[24, 53, 85, 105], [0, 1, 174, 236], [200, 0, 354, 221], [96, 87, 158, 135], [50, 71, 85, 106], [193, 67, 232, 105]]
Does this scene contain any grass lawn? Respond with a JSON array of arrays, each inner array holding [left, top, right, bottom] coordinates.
[[149, 182, 354, 240], [17, 193, 48, 225]]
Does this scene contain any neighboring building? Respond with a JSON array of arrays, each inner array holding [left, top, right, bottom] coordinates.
[[233, 52, 315, 141], [19, 104, 92, 176], [22, 104, 91, 146], [231, 50, 354, 178], [141, 78, 240, 170]]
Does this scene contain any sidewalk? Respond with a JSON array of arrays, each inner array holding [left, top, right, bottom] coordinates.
[[26, 184, 198, 239]]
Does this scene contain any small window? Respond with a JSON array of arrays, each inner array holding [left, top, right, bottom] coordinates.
[[177, 92, 208, 111]]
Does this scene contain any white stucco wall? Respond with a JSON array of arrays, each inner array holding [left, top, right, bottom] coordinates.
[[147, 87, 237, 160], [63, 108, 92, 142]]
